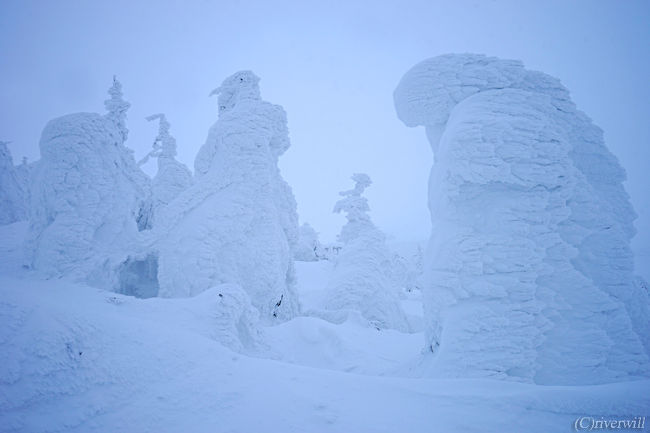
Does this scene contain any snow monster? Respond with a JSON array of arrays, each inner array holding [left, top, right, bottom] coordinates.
[[26, 78, 151, 283], [154, 71, 299, 322], [394, 54, 650, 384]]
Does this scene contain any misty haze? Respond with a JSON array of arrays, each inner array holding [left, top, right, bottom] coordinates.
[[1, 1, 649, 432]]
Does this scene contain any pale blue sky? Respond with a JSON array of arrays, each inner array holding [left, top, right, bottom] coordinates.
[[1, 0, 648, 275]]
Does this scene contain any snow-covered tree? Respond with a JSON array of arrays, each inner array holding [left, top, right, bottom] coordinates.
[[139, 113, 192, 226], [153, 71, 300, 322], [333, 173, 373, 244], [294, 223, 322, 261], [104, 76, 131, 143], [405, 245, 424, 292], [14, 156, 34, 217], [394, 53, 650, 384], [324, 174, 409, 331], [26, 78, 151, 285], [0, 141, 27, 224], [384, 251, 409, 292]]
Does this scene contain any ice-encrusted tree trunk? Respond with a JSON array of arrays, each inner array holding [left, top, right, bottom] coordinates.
[[0, 142, 27, 225], [25, 78, 152, 285], [324, 174, 409, 331], [394, 53, 650, 384], [154, 71, 299, 322], [139, 114, 192, 226]]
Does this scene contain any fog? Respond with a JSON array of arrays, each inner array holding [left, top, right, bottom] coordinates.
[[1, 0, 648, 275]]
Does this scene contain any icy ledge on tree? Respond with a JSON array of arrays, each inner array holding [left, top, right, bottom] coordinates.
[[151, 71, 300, 322], [394, 53, 650, 385]]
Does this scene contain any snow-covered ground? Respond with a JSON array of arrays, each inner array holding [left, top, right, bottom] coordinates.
[[1, 221, 648, 433]]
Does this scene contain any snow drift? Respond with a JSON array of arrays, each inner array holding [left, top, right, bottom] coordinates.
[[394, 53, 650, 384], [2, 222, 648, 433]]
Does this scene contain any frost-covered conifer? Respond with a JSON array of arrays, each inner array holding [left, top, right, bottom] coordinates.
[[140, 114, 192, 225], [333, 173, 373, 244], [394, 53, 650, 384], [0, 142, 26, 224], [405, 245, 424, 292], [14, 156, 34, 217], [104, 76, 131, 142], [324, 174, 409, 331]]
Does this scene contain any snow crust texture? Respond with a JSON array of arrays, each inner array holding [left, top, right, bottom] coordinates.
[[153, 71, 300, 322], [394, 53, 650, 384], [25, 80, 151, 284]]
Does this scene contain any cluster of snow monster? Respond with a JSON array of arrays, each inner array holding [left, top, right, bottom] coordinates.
[[2, 54, 649, 385], [1, 70, 417, 330]]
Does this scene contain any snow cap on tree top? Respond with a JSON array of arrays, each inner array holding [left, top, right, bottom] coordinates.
[[334, 173, 372, 218], [350, 173, 371, 194], [333, 173, 379, 244], [339, 173, 372, 198], [137, 113, 178, 166], [393, 53, 566, 128], [209, 71, 261, 114]]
